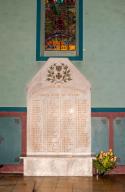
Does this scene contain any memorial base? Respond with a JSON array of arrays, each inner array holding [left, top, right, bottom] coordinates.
[[23, 156, 93, 176]]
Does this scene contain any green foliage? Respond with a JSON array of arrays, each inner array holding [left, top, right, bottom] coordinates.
[[93, 149, 117, 175]]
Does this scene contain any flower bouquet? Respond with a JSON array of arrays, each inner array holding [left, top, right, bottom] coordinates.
[[93, 149, 117, 176]]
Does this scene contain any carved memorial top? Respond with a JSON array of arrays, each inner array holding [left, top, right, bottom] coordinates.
[[27, 58, 90, 95]]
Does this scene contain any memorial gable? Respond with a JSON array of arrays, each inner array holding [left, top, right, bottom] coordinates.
[[27, 58, 90, 96]]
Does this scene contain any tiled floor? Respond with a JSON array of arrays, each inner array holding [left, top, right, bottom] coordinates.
[[0, 174, 125, 192]]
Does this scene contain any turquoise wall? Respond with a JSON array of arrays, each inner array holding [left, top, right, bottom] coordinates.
[[0, 0, 125, 107]]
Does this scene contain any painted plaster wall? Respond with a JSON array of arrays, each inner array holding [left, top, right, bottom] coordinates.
[[0, 0, 125, 107]]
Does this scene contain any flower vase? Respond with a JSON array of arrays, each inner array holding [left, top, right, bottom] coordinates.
[[96, 169, 105, 179], [99, 172, 105, 176]]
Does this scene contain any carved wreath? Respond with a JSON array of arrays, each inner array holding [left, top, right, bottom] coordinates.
[[46, 63, 72, 83]]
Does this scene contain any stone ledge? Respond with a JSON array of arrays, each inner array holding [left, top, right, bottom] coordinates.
[[23, 157, 93, 176]]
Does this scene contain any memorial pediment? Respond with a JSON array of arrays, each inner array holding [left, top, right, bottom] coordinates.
[[27, 58, 91, 97]]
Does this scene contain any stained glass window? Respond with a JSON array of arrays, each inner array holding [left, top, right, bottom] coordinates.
[[36, 0, 83, 60], [45, 0, 76, 51]]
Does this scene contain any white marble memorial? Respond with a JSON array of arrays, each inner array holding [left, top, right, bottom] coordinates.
[[24, 58, 93, 176]]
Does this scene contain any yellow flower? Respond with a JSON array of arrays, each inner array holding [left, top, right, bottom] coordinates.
[[109, 148, 112, 152], [99, 154, 103, 159], [103, 152, 106, 156]]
